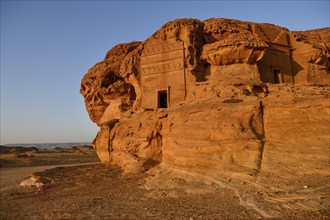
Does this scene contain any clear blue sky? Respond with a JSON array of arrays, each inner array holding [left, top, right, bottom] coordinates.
[[1, 0, 329, 144]]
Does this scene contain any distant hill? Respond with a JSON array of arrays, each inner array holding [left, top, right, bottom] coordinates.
[[3, 142, 92, 150]]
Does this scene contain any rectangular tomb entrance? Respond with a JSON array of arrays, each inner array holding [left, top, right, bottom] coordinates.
[[273, 69, 283, 84], [158, 90, 168, 108], [254, 24, 294, 84], [140, 40, 186, 109]]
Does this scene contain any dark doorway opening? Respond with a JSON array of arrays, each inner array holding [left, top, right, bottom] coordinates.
[[273, 69, 283, 84], [158, 90, 168, 108]]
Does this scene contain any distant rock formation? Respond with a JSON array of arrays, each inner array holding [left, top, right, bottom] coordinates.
[[0, 146, 39, 154]]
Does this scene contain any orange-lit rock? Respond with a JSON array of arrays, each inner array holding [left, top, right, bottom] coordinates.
[[80, 19, 329, 191]]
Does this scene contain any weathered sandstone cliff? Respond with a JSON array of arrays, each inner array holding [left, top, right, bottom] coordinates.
[[81, 18, 329, 217]]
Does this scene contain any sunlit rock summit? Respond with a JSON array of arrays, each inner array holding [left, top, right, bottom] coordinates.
[[80, 18, 329, 215]]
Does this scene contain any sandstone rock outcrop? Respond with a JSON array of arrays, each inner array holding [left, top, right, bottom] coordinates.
[[81, 18, 329, 217]]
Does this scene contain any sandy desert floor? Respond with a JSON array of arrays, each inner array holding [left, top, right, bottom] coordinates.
[[0, 148, 329, 220], [0, 164, 260, 220]]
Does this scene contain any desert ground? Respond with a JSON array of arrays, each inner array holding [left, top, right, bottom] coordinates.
[[0, 146, 329, 219]]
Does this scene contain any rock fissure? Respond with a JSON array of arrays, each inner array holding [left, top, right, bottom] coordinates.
[[255, 100, 266, 178], [107, 121, 119, 161]]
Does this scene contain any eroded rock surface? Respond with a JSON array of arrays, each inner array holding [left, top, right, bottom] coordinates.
[[80, 18, 330, 217]]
